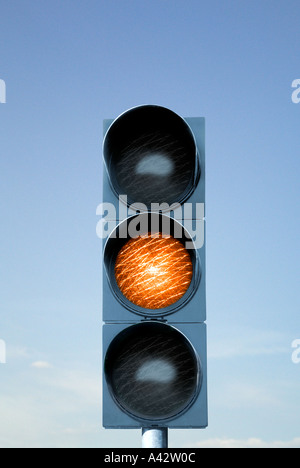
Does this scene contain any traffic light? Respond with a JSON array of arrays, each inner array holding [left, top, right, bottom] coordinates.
[[101, 105, 207, 431]]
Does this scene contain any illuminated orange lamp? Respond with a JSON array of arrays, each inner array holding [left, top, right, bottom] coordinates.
[[115, 233, 193, 310]]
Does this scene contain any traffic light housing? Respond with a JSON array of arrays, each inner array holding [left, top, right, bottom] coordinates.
[[101, 105, 207, 430]]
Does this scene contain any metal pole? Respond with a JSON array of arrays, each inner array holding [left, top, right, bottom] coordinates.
[[142, 427, 168, 448]]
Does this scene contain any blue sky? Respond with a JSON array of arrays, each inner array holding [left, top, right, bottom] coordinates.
[[0, 0, 300, 448]]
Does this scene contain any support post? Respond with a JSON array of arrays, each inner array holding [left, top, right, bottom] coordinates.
[[142, 427, 168, 448]]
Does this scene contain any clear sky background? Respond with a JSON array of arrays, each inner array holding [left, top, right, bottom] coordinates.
[[0, 0, 299, 448]]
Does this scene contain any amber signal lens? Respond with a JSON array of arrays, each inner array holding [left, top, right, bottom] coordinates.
[[115, 233, 193, 310]]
